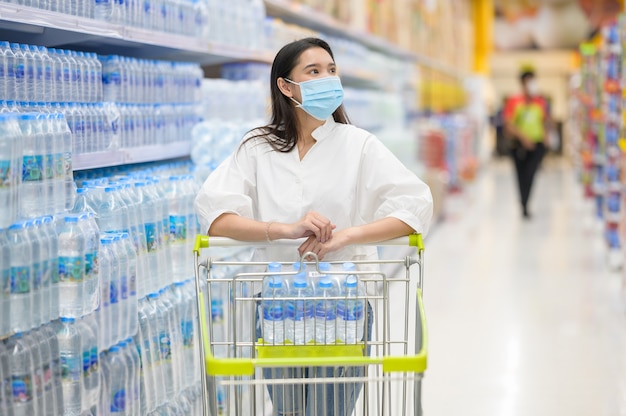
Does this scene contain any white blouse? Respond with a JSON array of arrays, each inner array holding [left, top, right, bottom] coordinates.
[[194, 117, 433, 263]]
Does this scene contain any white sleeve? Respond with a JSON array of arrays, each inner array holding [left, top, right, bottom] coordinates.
[[357, 135, 434, 235], [194, 139, 258, 235]]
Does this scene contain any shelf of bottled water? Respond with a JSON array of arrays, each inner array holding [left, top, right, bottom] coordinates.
[[0, 0, 268, 50], [0, 164, 206, 416]]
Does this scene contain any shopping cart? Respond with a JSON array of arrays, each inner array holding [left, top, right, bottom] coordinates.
[[192, 234, 427, 416]]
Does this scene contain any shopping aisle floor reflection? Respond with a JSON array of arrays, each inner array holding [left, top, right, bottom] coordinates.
[[421, 158, 626, 416]]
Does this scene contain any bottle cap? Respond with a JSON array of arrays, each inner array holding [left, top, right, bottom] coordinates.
[[268, 276, 283, 288], [268, 262, 281, 273], [342, 262, 356, 272], [344, 275, 358, 288]]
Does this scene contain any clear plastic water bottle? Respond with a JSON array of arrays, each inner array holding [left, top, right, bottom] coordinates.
[[21, 45, 35, 102], [24, 330, 44, 416], [41, 216, 60, 321], [23, 220, 45, 327], [28, 329, 53, 416], [58, 214, 86, 318], [6, 332, 35, 416], [0, 229, 10, 338], [135, 299, 152, 414], [262, 263, 286, 344], [287, 270, 315, 345], [122, 338, 141, 416], [77, 315, 99, 416], [10, 44, 25, 102], [57, 316, 83, 415], [138, 295, 161, 411], [149, 178, 172, 289], [43, 322, 65, 415], [1, 42, 16, 101], [7, 221, 33, 333], [171, 280, 194, 389], [108, 234, 122, 345], [119, 232, 138, 337], [97, 236, 112, 350], [29, 46, 44, 102], [0, 114, 22, 229], [39, 46, 53, 102], [145, 288, 166, 405], [79, 212, 100, 315], [114, 233, 130, 342], [167, 176, 188, 283], [104, 345, 128, 415], [155, 288, 177, 396], [336, 263, 365, 344], [0, 338, 12, 416], [314, 262, 338, 344], [18, 113, 47, 219], [134, 181, 160, 294], [53, 113, 75, 210]]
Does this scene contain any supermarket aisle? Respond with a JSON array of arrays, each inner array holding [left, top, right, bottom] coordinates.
[[421, 158, 626, 416]]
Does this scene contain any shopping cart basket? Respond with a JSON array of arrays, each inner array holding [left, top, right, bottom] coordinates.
[[192, 234, 427, 416]]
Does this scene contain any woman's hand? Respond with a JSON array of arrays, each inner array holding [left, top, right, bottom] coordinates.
[[298, 229, 352, 260], [284, 211, 335, 242]]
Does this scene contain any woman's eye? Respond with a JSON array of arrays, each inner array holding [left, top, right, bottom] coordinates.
[[330, 68, 336, 73], [310, 69, 319, 74]]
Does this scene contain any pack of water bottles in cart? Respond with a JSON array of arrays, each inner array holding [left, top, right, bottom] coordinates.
[[259, 261, 367, 346]]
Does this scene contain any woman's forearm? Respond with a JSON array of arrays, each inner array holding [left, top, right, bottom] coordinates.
[[209, 213, 274, 241], [343, 217, 415, 245]]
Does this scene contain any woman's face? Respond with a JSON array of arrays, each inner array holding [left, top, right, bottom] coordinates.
[[282, 47, 338, 102]]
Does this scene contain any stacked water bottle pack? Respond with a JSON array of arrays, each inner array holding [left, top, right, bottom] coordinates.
[[0, 112, 75, 228], [261, 262, 366, 346], [0, 42, 103, 103], [0, 40, 203, 157]]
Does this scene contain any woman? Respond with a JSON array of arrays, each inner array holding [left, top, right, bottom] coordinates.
[[195, 38, 433, 416]]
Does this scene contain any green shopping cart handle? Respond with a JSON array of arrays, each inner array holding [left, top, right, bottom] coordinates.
[[193, 234, 424, 253]]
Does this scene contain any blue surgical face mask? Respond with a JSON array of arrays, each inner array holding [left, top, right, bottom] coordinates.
[[284, 76, 344, 121]]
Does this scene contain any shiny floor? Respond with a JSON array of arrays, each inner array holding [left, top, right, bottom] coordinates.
[[421, 158, 626, 416]]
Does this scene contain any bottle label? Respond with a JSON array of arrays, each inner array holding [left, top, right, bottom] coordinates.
[[60, 353, 81, 381], [110, 279, 119, 304], [262, 303, 283, 321], [181, 319, 194, 348], [63, 68, 70, 83], [32, 261, 42, 290], [85, 252, 96, 278], [22, 155, 43, 182], [337, 300, 364, 321], [43, 154, 54, 180], [54, 153, 64, 179], [316, 300, 337, 320], [45, 66, 52, 81], [287, 300, 314, 321], [11, 372, 33, 403], [82, 349, 91, 378], [50, 258, 59, 285], [110, 389, 126, 412], [159, 331, 172, 362], [59, 256, 84, 283], [161, 219, 169, 245], [41, 362, 52, 393], [0, 160, 10, 189], [169, 215, 187, 244], [26, 65, 34, 81], [10, 265, 30, 294], [145, 222, 158, 252], [101, 279, 110, 308], [129, 267, 136, 296], [32, 365, 43, 394], [120, 273, 128, 300], [15, 63, 24, 79], [90, 347, 99, 375], [2, 267, 9, 296]]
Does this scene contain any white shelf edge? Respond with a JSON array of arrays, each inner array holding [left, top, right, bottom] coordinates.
[[73, 141, 191, 171]]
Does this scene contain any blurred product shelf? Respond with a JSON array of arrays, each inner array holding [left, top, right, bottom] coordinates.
[[72, 141, 191, 171]]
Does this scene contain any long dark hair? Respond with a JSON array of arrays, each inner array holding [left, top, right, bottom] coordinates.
[[244, 38, 350, 152]]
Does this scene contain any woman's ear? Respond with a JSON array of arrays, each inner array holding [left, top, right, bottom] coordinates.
[[277, 77, 294, 98]]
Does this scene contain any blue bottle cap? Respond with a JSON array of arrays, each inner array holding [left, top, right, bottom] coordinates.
[[268, 262, 281, 273], [344, 275, 358, 288], [342, 262, 356, 272]]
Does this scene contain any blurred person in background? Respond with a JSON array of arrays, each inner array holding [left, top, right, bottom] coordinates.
[[504, 68, 549, 219]]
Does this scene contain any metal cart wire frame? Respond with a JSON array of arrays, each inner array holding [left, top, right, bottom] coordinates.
[[192, 234, 427, 416]]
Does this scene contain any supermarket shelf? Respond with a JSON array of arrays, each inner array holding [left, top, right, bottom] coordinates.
[[264, 0, 415, 60], [264, 0, 465, 78], [0, 3, 384, 86], [73, 141, 191, 171], [0, 3, 272, 65]]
